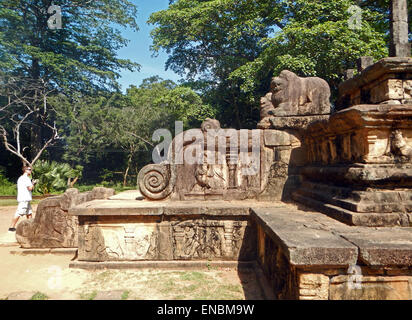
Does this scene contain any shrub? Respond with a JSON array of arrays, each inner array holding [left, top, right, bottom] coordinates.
[[33, 161, 83, 195], [0, 167, 16, 196]]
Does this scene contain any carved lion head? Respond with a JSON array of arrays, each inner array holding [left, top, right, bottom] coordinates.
[[270, 70, 302, 108]]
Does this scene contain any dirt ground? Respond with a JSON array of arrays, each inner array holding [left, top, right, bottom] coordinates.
[[0, 205, 267, 300]]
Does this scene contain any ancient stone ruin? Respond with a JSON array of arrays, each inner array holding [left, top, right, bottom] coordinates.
[[65, 61, 412, 299], [16, 0, 412, 300]]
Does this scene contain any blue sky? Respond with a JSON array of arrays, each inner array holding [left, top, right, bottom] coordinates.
[[116, 0, 182, 92]]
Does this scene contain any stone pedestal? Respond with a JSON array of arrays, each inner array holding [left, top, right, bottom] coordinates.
[[293, 58, 412, 226], [253, 207, 412, 300], [294, 104, 412, 226]]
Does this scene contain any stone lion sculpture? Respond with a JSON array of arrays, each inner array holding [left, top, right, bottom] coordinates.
[[258, 70, 331, 127], [387, 130, 412, 161]]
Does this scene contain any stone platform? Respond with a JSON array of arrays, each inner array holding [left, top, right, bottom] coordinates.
[[69, 199, 282, 262], [254, 206, 412, 299], [68, 197, 412, 299]]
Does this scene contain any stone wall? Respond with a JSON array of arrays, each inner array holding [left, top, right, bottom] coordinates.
[[77, 214, 256, 262], [337, 58, 412, 110]]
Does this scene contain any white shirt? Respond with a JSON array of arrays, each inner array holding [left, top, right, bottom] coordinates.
[[17, 174, 33, 202]]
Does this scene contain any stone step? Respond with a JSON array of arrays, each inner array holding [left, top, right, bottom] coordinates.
[[70, 260, 256, 270], [301, 180, 412, 202], [296, 187, 359, 212], [298, 184, 412, 213], [300, 181, 353, 198], [292, 192, 404, 227], [292, 192, 356, 225]]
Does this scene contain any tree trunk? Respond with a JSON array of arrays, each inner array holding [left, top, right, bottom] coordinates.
[[135, 165, 139, 187], [30, 113, 43, 162], [232, 90, 242, 129], [30, 57, 42, 162], [123, 153, 133, 187], [69, 176, 79, 188]]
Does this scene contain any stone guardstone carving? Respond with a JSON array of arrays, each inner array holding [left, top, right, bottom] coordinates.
[[16, 187, 114, 248], [137, 164, 176, 200], [138, 118, 268, 201], [258, 70, 331, 129]]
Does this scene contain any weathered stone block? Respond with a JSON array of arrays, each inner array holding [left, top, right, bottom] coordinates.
[[299, 273, 329, 300], [370, 79, 403, 103], [357, 57, 374, 72], [337, 58, 412, 110], [330, 275, 412, 300], [76, 215, 256, 262], [403, 80, 412, 99], [345, 69, 355, 80], [263, 130, 300, 147], [92, 187, 116, 200]]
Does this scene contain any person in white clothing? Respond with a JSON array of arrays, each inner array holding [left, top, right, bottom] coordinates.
[[8, 165, 37, 232]]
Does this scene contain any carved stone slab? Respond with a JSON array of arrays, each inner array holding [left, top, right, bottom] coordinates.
[[16, 187, 114, 248], [76, 215, 256, 262], [304, 104, 412, 166]]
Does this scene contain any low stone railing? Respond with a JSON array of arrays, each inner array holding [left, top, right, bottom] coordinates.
[[16, 187, 114, 248]]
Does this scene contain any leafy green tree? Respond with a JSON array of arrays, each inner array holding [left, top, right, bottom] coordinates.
[[0, 0, 140, 160], [118, 77, 216, 185], [127, 76, 217, 129], [54, 77, 215, 186], [0, 0, 139, 91], [54, 92, 124, 166], [149, 0, 393, 127], [230, 1, 388, 98], [0, 75, 59, 166]]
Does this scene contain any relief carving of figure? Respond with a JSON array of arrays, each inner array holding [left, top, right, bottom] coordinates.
[[191, 121, 226, 192], [183, 226, 199, 257], [192, 163, 225, 192], [386, 130, 412, 161]]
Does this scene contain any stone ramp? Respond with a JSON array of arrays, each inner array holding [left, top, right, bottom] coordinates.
[[67, 198, 412, 299], [69, 199, 286, 216], [69, 198, 412, 268]]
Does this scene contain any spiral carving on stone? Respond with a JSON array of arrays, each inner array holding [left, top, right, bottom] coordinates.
[[138, 164, 175, 200]]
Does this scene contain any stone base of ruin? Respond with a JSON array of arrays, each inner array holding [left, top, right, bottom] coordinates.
[[68, 199, 412, 300], [293, 180, 412, 227], [69, 260, 256, 270]]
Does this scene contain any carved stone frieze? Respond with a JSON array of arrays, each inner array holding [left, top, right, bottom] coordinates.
[[171, 219, 248, 260], [76, 217, 255, 262]]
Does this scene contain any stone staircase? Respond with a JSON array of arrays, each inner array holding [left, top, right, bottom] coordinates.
[[292, 181, 412, 227]]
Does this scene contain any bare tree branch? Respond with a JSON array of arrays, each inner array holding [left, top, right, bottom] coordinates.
[[125, 131, 155, 147], [0, 75, 60, 166]]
